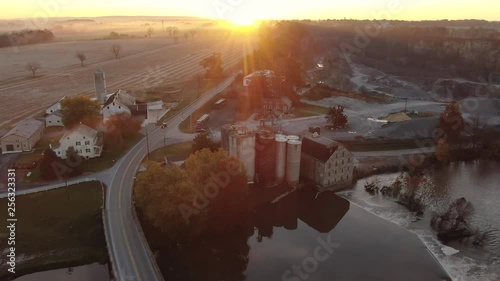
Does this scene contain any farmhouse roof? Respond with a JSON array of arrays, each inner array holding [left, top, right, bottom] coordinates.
[[301, 134, 339, 163], [2, 119, 44, 140], [60, 123, 98, 142], [103, 90, 136, 107]]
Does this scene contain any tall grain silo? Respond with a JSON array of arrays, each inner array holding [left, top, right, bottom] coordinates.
[[94, 69, 107, 104], [286, 139, 302, 186], [275, 136, 288, 185], [228, 129, 256, 183], [256, 131, 276, 187]]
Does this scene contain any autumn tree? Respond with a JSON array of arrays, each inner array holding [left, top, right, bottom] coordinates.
[[438, 101, 465, 143], [325, 106, 348, 130], [110, 44, 122, 59], [105, 113, 142, 139], [75, 51, 86, 67], [135, 149, 250, 240], [135, 162, 205, 241], [60, 96, 101, 128], [25, 61, 41, 77], [192, 131, 219, 154], [200, 53, 224, 79]]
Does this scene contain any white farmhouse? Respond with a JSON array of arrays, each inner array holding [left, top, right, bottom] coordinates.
[[45, 110, 64, 127], [52, 124, 103, 159]]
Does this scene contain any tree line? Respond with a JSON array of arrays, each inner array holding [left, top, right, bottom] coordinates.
[[0, 29, 54, 48]]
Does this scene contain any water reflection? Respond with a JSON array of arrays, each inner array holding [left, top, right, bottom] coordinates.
[[14, 263, 109, 281], [155, 189, 450, 281]]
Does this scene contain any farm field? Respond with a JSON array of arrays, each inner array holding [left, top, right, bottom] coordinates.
[[0, 34, 252, 129]]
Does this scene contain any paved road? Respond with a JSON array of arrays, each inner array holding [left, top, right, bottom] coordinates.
[[105, 75, 237, 281]]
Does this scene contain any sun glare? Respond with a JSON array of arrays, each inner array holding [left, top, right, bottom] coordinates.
[[229, 16, 258, 28]]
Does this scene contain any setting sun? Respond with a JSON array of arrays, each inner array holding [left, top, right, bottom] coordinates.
[[229, 16, 258, 27]]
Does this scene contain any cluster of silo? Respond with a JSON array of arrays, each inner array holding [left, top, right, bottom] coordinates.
[[228, 128, 256, 183], [221, 123, 302, 186], [256, 130, 276, 187]]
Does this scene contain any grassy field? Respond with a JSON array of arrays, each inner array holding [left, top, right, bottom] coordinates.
[[0, 182, 107, 280], [295, 103, 330, 117], [80, 133, 144, 173], [147, 141, 194, 163], [23, 133, 143, 183]]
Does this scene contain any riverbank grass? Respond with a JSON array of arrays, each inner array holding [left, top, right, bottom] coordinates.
[[0, 181, 108, 280]]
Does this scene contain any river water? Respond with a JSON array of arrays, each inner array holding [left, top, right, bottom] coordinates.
[[13, 263, 109, 281], [339, 160, 500, 281], [155, 188, 450, 281]]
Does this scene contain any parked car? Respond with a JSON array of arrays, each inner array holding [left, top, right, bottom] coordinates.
[[161, 122, 167, 129]]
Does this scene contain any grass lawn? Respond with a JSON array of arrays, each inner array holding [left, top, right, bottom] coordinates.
[[0, 181, 107, 280], [23, 133, 143, 183], [80, 133, 144, 173], [147, 141, 194, 163], [295, 103, 329, 118]]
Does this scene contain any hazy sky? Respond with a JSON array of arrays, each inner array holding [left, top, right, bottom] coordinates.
[[2, 0, 499, 21]]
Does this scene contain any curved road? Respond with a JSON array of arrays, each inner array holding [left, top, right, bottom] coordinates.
[[105, 75, 237, 281]]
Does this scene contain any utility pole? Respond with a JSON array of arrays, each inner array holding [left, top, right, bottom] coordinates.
[[146, 130, 150, 160]]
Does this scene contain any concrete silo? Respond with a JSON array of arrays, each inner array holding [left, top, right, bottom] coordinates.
[[286, 135, 300, 141], [256, 131, 276, 187], [286, 139, 302, 186], [94, 69, 107, 104], [275, 136, 288, 185], [228, 129, 256, 183]]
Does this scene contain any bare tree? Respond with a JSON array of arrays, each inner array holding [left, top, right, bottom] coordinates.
[[110, 44, 122, 59], [25, 62, 41, 78], [75, 51, 86, 67], [146, 27, 154, 38]]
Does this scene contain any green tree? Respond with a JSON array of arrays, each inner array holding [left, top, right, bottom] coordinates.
[[192, 131, 219, 153], [438, 101, 465, 142], [61, 96, 101, 128], [200, 53, 224, 79], [40, 148, 60, 180], [325, 106, 348, 130]]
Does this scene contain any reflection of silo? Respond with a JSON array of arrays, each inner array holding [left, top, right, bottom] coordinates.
[[286, 139, 302, 186], [275, 137, 287, 184], [229, 129, 255, 183], [256, 131, 276, 187], [94, 69, 107, 104]]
